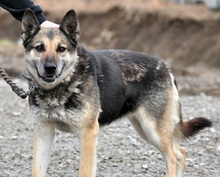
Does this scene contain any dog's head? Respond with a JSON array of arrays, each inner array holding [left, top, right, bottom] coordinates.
[[21, 9, 80, 89]]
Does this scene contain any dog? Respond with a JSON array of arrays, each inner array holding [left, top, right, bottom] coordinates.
[[21, 9, 212, 177]]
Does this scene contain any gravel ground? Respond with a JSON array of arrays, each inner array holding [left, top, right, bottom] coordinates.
[[0, 79, 219, 177]]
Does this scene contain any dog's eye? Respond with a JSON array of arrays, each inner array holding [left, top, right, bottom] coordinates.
[[57, 46, 67, 53], [34, 45, 45, 52]]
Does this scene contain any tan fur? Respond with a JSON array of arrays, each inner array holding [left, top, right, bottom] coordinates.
[[32, 123, 56, 177], [32, 137, 40, 177], [40, 39, 58, 61], [129, 85, 186, 177], [79, 106, 100, 177], [156, 87, 185, 177]]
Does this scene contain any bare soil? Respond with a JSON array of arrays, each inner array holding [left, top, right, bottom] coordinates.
[[0, 0, 220, 176]]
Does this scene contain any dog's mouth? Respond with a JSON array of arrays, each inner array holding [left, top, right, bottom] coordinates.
[[35, 64, 65, 83], [42, 75, 56, 83]]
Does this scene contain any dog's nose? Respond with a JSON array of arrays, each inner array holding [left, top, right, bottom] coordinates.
[[44, 62, 57, 75]]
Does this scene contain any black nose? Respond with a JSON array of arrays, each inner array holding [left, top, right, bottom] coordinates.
[[44, 62, 57, 75]]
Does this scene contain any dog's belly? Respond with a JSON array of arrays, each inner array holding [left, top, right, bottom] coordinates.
[[98, 94, 138, 125]]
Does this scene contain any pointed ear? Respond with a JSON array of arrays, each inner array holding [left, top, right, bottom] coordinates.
[[59, 9, 80, 46], [21, 9, 40, 46]]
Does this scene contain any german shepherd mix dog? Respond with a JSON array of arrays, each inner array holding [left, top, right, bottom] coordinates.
[[21, 9, 212, 177]]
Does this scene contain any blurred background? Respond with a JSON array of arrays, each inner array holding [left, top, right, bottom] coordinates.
[[1, 0, 220, 95]]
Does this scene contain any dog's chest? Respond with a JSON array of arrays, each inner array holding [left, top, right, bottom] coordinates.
[[29, 82, 86, 130]]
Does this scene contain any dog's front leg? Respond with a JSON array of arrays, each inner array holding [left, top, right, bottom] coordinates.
[[79, 117, 99, 177], [32, 123, 55, 177]]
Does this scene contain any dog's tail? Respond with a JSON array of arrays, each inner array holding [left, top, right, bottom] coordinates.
[[179, 117, 212, 138]]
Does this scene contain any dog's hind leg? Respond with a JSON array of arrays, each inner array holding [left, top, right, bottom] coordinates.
[[130, 107, 179, 177], [160, 138, 178, 177], [173, 142, 186, 177], [32, 123, 55, 177], [129, 116, 149, 141]]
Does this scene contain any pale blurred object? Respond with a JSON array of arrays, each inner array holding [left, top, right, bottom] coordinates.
[[17, 20, 59, 45], [205, 0, 220, 9], [40, 20, 59, 28]]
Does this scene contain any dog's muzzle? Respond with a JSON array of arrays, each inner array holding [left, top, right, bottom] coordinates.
[[43, 62, 57, 82], [35, 61, 65, 83]]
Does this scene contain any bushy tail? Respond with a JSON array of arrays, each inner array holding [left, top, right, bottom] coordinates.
[[180, 117, 212, 138]]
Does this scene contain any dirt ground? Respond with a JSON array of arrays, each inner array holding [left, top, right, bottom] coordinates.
[[0, 0, 220, 176]]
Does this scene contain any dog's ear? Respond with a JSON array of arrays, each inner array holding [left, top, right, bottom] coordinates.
[[59, 9, 80, 46], [21, 9, 40, 46]]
